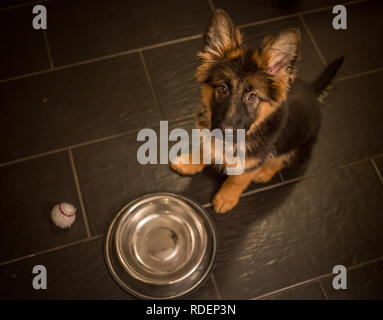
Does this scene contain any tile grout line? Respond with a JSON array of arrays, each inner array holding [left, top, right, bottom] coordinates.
[[1, 148, 381, 212], [0, 34, 202, 84], [370, 158, 383, 185], [250, 254, 383, 300], [68, 148, 92, 238], [203, 175, 310, 209], [0, 0, 49, 12], [242, 155, 383, 200], [0, 147, 69, 168], [2, 210, 382, 290], [251, 273, 333, 300], [239, 12, 303, 29], [0, 127, 146, 168], [238, 0, 368, 30], [0, 0, 365, 15], [138, 50, 164, 119], [0, 67, 52, 84], [0, 0, 369, 85], [4, 60, 383, 87], [0, 114, 197, 169], [335, 153, 383, 169], [210, 272, 224, 300], [299, 15, 326, 67], [207, 0, 215, 12], [0, 235, 103, 267], [347, 255, 383, 272], [42, 29, 54, 69], [318, 279, 329, 300], [2, 240, 382, 292], [168, 114, 195, 125], [335, 66, 383, 82], [240, 174, 309, 198], [203, 155, 381, 209]]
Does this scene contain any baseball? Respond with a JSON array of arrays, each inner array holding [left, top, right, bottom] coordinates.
[[51, 202, 76, 229]]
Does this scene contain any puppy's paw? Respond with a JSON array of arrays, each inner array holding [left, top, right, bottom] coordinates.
[[213, 190, 239, 214], [169, 155, 204, 176]]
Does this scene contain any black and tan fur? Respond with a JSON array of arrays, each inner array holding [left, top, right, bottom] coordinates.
[[170, 10, 343, 213]]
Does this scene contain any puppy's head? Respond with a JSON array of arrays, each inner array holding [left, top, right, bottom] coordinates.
[[196, 10, 300, 133]]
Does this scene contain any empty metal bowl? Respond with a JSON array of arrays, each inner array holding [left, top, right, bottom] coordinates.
[[104, 193, 217, 299]]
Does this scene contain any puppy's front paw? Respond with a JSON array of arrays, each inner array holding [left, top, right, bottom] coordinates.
[[169, 155, 204, 176], [213, 190, 240, 214]]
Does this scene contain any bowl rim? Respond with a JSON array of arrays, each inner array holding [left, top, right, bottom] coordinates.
[[104, 192, 218, 300]]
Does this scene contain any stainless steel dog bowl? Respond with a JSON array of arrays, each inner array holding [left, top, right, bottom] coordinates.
[[104, 193, 217, 299]]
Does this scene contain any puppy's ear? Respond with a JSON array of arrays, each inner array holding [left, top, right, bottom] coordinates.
[[203, 9, 242, 59], [196, 9, 242, 82], [258, 28, 300, 79]]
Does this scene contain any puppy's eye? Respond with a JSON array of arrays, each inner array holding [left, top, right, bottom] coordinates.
[[217, 84, 228, 95], [247, 92, 258, 102]]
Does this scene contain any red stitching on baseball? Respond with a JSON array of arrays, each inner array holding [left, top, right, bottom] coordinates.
[[58, 203, 75, 218]]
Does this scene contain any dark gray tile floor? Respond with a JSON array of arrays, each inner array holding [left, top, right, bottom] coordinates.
[[0, 53, 161, 163], [0, 0, 41, 9], [282, 71, 383, 179], [0, 237, 130, 300], [0, 5, 50, 79], [213, 0, 348, 26], [304, 0, 383, 77], [210, 162, 383, 299], [46, 0, 211, 66], [0, 0, 382, 300], [0, 152, 87, 263], [143, 39, 202, 121]]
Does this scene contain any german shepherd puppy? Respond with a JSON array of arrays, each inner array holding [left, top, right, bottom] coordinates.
[[171, 10, 343, 213]]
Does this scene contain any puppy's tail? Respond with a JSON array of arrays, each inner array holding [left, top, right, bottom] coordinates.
[[312, 56, 344, 103]]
